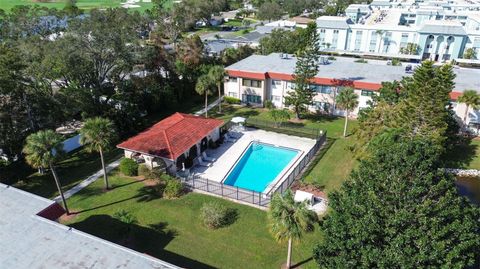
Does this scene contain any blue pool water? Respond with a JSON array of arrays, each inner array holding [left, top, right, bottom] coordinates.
[[224, 143, 298, 192]]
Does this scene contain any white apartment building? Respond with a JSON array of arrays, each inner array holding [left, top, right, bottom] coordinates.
[[317, 0, 480, 61], [224, 53, 480, 127]]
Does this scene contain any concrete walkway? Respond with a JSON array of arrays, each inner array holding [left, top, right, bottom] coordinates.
[[54, 158, 122, 202], [195, 97, 222, 116]]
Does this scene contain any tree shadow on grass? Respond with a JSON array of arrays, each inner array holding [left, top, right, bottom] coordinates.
[[136, 184, 164, 202], [73, 195, 142, 214], [444, 137, 479, 169], [291, 256, 313, 268], [302, 113, 338, 123], [70, 215, 216, 269]]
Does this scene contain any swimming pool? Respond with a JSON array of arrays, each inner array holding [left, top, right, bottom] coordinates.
[[223, 142, 299, 193]]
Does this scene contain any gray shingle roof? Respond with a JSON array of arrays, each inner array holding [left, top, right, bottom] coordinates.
[[419, 20, 467, 35], [226, 53, 480, 92], [0, 184, 180, 269], [316, 16, 353, 29]]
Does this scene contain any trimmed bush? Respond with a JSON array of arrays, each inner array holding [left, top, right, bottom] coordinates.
[[200, 202, 237, 229], [120, 158, 139, 176], [224, 96, 241, 104], [163, 179, 183, 199], [138, 164, 150, 177]]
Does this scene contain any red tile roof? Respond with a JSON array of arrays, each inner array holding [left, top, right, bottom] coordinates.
[[117, 113, 224, 160], [450, 91, 462, 101]]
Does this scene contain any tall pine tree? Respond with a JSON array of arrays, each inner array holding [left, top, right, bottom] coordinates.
[[284, 23, 320, 119], [399, 61, 454, 145]]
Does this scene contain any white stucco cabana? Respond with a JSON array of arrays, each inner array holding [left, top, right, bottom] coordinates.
[[117, 113, 224, 174]]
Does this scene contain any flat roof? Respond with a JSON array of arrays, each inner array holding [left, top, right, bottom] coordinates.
[[225, 53, 480, 93], [0, 183, 180, 269]]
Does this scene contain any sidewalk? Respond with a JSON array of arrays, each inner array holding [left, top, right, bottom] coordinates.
[[195, 97, 222, 116], [54, 158, 122, 202]]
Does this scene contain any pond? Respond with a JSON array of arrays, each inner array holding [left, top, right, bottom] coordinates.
[[456, 176, 480, 205]]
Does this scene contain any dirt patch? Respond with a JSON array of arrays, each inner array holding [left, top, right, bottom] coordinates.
[[58, 210, 80, 223], [289, 118, 305, 124], [143, 179, 159, 186], [291, 181, 327, 199]]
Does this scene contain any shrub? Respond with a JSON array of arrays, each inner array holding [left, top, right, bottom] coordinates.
[[200, 201, 237, 229], [138, 164, 150, 177], [163, 179, 183, 199], [264, 99, 274, 109], [391, 58, 402, 66], [120, 158, 138, 176], [149, 167, 164, 181], [224, 96, 241, 104], [327, 56, 336, 60], [354, 58, 368, 63]]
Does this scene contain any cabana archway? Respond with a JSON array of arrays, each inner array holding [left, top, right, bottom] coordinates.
[[200, 137, 208, 152]]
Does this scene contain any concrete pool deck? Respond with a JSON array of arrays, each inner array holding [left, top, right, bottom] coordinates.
[[192, 128, 317, 187]]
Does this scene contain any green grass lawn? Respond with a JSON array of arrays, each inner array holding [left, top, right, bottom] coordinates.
[[0, 0, 164, 12], [303, 138, 357, 194], [12, 148, 123, 198], [64, 172, 322, 269], [445, 138, 480, 170]]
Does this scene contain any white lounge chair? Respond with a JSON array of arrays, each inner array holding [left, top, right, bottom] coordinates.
[[197, 157, 211, 167], [202, 152, 216, 162]]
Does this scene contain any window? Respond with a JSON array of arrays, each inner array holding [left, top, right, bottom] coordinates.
[[354, 31, 363, 51], [242, 94, 261, 104], [361, 90, 375, 96], [228, 77, 238, 82], [228, 92, 238, 98], [242, 79, 261, 88], [333, 30, 339, 34], [313, 101, 331, 112], [310, 85, 332, 94], [271, 80, 281, 87], [369, 31, 377, 52], [400, 33, 409, 48], [286, 82, 296, 89], [272, 95, 281, 102]]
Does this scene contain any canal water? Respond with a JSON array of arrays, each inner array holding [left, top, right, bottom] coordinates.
[[456, 176, 480, 205]]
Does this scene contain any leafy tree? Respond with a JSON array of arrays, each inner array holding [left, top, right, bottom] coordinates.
[[284, 25, 320, 119], [458, 90, 480, 123], [268, 190, 318, 269], [259, 25, 316, 55], [336, 87, 358, 137], [23, 130, 70, 214], [221, 45, 255, 65], [80, 117, 117, 190], [314, 134, 480, 268], [257, 2, 283, 21], [207, 65, 226, 113], [463, 48, 477, 60], [195, 75, 215, 118], [269, 109, 290, 127]]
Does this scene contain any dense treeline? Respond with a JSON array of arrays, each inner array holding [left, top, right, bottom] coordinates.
[[0, 3, 252, 161]]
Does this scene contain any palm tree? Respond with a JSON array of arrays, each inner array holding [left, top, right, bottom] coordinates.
[[80, 117, 117, 190], [195, 74, 214, 118], [336, 87, 359, 137], [268, 190, 318, 269], [458, 90, 480, 124], [23, 130, 70, 215], [208, 65, 226, 113], [376, 30, 385, 53]]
